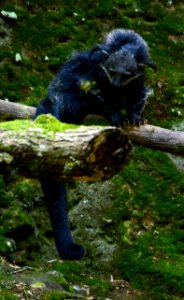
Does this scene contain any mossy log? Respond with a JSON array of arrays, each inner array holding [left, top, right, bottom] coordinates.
[[0, 99, 184, 156], [0, 116, 131, 181]]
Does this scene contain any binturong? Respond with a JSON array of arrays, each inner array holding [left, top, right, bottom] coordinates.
[[34, 29, 155, 260]]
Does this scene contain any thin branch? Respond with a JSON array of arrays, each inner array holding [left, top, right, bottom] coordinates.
[[0, 99, 183, 156]]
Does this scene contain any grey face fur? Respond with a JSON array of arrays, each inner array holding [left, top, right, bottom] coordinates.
[[101, 49, 142, 87]]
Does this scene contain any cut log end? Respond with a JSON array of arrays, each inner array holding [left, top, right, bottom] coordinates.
[[69, 128, 132, 181]]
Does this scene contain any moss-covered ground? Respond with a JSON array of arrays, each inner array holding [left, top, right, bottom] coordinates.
[[0, 0, 184, 299]]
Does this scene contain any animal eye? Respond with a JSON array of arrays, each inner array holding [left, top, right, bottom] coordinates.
[[122, 74, 130, 79], [109, 70, 116, 76]]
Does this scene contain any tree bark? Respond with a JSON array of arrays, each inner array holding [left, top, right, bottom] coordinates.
[[127, 124, 184, 156], [0, 99, 184, 156], [0, 121, 131, 181], [0, 99, 35, 120]]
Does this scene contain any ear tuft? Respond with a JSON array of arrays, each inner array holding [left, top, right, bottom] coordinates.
[[90, 44, 109, 58]]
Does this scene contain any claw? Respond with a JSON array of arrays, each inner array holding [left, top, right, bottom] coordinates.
[[127, 118, 147, 126]]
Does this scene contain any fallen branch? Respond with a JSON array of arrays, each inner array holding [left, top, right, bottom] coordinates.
[[0, 99, 183, 156], [127, 124, 184, 156], [0, 99, 35, 120]]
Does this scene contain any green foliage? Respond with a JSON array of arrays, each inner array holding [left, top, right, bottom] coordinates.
[[34, 114, 80, 131], [0, 115, 79, 133], [52, 261, 84, 282], [118, 234, 184, 299], [0, 291, 19, 300], [1, 0, 183, 122], [41, 290, 86, 300], [112, 147, 184, 299], [0, 236, 16, 254], [52, 261, 111, 297], [84, 277, 111, 297], [156, 14, 184, 34], [0, 176, 48, 262], [0, 176, 12, 206]]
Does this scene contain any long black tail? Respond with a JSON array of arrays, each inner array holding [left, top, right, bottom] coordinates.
[[41, 179, 85, 260]]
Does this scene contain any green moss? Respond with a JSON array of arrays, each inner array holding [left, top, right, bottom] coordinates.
[[52, 261, 83, 282], [0, 236, 16, 254], [84, 277, 111, 297], [112, 147, 184, 299], [0, 119, 31, 131], [0, 203, 32, 234], [0, 176, 12, 206], [0, 115, 79, 133], [117, 233, 184, 299], [52, 261, 110, 298], [1, 0, 183, 123], [34, 114, 79, 131], [41, 290, 87, 300], [0, 291, 19, 300]]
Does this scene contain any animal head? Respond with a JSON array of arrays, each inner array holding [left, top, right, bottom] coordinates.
[[101, 48, 142, 87], [90, 29, 156, 87]]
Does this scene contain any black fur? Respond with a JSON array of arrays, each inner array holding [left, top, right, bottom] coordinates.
[[34, 29, 154, 260]]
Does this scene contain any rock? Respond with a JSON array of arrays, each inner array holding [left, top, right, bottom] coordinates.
[[68, 181, 118, 269], [1, 10, 18, 20]]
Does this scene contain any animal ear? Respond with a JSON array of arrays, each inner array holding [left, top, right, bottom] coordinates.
[[138, 61, 156, 71], [90, 44, 109, 60]]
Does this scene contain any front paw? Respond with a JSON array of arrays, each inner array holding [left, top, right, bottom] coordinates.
[[127, 117, 147, 126], [111, 116, 127, 128], [58, 242, 85, 260]]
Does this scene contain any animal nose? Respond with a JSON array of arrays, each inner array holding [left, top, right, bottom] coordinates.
[[111, 76, 122, 87]]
